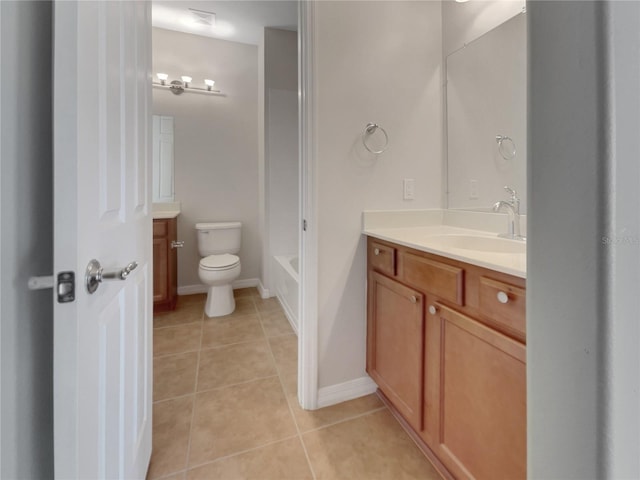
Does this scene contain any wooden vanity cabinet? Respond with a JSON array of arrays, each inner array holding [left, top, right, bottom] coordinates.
[[153, 218, 177, 312], [366, 236, 526, 480]]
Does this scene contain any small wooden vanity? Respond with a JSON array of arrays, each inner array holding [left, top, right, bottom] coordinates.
[[153, 217, 178, 312], [366, 236, 526, 480]]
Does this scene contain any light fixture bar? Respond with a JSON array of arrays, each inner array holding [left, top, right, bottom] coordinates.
[[152, 82, 226, 97]]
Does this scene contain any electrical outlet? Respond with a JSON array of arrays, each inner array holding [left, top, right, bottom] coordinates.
[[403, 178, 415, 200], [469, 179, 479, 199]]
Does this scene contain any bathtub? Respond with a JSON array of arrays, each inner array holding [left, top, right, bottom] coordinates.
[[273, 255, 299, 334]]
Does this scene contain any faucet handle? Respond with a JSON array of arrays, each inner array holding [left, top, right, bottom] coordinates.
[[504, 185, 517, 198]]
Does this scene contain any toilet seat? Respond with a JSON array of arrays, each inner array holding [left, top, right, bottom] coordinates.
[[199, 254, 240, 271]]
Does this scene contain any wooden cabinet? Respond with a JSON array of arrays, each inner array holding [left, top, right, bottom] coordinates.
[[153, 218, 177, 312], [367, 236, 526, 480], [367, 271, 424, 431]]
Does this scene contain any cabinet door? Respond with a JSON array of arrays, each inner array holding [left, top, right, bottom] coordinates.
[[153, 236, 169, 304], [367, 271, 424, 431], [429, 303, 526, 480]]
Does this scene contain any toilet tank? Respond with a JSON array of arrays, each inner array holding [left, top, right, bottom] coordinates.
[[196, 222, 242, 256]]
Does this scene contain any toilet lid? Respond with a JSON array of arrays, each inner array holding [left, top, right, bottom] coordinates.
[[200, 254, 240, 270]]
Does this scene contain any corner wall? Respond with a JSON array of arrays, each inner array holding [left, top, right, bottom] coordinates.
[[0, 1, 54, 477], [314, 1, 443, 389], [152, 28, 260, 290]]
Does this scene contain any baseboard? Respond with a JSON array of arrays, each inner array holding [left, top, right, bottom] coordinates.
[[177, 284, 208, 295], [316, 376, 377, 409], [275, 295, 298, 335], [177, 278, 262, 296], [257, 281, 271, 299]]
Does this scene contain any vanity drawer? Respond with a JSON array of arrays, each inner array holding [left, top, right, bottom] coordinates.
[[153, 220, 168, 238], [479, 277, 526, 336], [399, 252, 464, 305], [369, 241, 396, 277]]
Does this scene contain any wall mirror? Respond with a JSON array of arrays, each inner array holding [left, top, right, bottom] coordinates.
[[446, 12, 527, 213], [152, 114, 175, 203]]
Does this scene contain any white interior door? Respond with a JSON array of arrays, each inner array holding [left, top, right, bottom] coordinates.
[[53, 1, 153, 478]]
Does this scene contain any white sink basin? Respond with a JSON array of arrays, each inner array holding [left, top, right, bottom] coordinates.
[[426, 234, 526, 254]]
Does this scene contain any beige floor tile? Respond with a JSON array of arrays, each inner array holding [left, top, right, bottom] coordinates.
[[254, 296, 282, 313], [302, 409, 442, 480], [154, 302, 204, 329], [280, 372, 298, 397], [148, 472, 185, 480], [268, 334, 297, 376], [201, 314, 264, 349], [186, 437, 312, 480], [147, 396, 193, 479], [154, 323, 202, 357], [177, 293, 207, 306], [197, 340, 277, 391], [154, 352, 199, 401], [234, 287, 259, 298], [188, 377, 297, 466], [260, 309, 294, 337], [290, 393, 384, 433]]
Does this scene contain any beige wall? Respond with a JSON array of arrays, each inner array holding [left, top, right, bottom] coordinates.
[[152, 28, 260, 290], [314, 1, 443, 388]]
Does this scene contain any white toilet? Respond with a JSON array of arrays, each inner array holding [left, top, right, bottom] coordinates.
[[196, 222, 242, 317]]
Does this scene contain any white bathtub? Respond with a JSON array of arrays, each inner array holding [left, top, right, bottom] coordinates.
[[273, 255, 299, 333]]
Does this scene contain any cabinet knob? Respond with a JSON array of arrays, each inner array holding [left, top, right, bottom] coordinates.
[[410, 295, 419, 304], [428, 305, 439, 315], [497, 291, 509, 304], [171, 240, 185, 249], [374, 248, 380, 256]]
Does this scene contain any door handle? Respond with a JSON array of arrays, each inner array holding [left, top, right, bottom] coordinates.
[[85, 259, 138, 294], [171, 240, 184, 249]]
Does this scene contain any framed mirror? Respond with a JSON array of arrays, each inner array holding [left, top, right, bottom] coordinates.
[[446, 12, 527, 213]]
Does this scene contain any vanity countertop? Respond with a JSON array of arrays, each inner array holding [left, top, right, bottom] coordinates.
[[363, 224, 526, 278], [152, 202, 181, 219]]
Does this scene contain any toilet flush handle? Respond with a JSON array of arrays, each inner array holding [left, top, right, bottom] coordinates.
[[171, 240, 185, 249]]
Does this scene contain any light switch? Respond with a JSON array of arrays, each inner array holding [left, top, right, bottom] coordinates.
[[469, 179, 479, 199], [403, 178, 415, 200]]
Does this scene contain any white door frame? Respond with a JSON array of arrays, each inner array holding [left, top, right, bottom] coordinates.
[[297, 0, 318, 410]]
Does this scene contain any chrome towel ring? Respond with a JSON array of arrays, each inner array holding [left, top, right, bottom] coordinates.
[[362, 123, 389, 154], [496, 135, 516, 160]]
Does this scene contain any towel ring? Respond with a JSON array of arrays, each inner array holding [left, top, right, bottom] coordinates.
[[496, 135, 516, 160], [362, 123, 389, 154]]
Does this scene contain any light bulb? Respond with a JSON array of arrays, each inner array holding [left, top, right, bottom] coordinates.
[[204, 79, 215, 91], [181, 76, 192, 87], [157, 73, 168, 85]]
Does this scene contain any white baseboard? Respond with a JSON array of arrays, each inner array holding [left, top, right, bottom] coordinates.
[[177, 278, 262, 296], [177, 284, 208, 295], [275, 295, 298, 335], [257, 281, 271, 299], [316, 376, 377, 409]]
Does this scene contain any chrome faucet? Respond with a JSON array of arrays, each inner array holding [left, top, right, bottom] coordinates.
[[493, 186, 525, 240]]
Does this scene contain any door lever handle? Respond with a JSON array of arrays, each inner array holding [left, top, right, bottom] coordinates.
[[86, 259, 138, 294], [171, 240, 184, 249]]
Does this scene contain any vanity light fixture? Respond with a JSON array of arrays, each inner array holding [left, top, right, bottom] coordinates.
[[152, 74, 225, 97], [455, 0, 470, 3]]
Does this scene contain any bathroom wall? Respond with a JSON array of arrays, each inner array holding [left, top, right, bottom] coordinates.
[[442, 0, 525, 56], [0, 1, 54, 477], [313, 0, 443, 389], [264, 27, 298, 293], [152, 28, 260, 290]]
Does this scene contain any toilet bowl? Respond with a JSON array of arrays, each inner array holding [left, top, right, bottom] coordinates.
[[198, 254, 241, 317], [196, 222, 242, 317]]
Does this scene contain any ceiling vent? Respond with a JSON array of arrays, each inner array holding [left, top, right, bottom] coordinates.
[[189, 8, 216, 26]]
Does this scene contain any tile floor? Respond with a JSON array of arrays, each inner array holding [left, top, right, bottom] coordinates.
[[149, 288, 442, 480]]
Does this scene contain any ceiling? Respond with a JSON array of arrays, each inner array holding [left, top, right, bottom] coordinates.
[[152, 1, 298, 45]]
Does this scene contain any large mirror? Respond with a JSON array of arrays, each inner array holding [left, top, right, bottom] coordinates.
[[446, 12, 527, 213], [152, 114, 175, 203]]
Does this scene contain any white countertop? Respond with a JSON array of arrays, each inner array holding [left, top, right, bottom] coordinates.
[[363, 224, 526, 279], [152, 202, 181, 219]]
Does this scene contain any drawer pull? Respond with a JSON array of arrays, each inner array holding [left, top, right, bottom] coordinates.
[[497, 291, 510, 304], [410, 295, 419, 304], [374, 248, 381, 256], [428, 305, 439, 315]]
